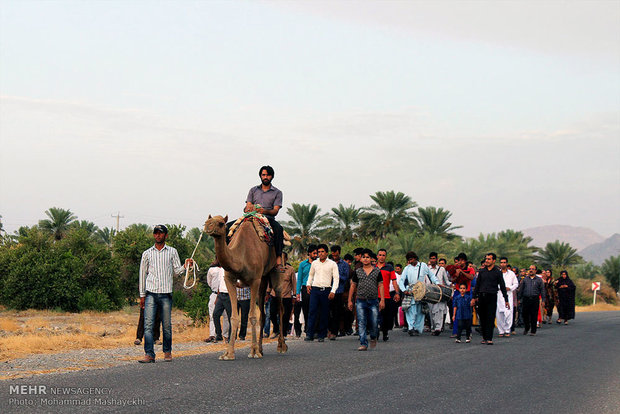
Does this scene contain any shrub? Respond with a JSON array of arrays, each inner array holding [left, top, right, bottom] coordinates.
[[183, 282, 211, 326], [77, 289, 116, 312], [172, 290, 187, 310], [0, 227, 123, 312]]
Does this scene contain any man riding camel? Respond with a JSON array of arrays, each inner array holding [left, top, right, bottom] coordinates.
[[244, 165, 284, 267]]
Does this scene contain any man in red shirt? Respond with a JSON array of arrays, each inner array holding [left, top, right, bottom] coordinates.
[[376, 249, 399, 341], [446, 252, 475, 292]]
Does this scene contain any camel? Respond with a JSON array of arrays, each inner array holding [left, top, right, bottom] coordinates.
[[203, 215, 287, 360]]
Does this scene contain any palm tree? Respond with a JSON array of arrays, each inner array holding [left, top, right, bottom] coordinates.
[[70, 220, 100, 237], [282, 203, 329, 255], [535, 240, 583, 268], [125, 223, 151, 234], [359, 191, 417, 240], [455, 233, 498, 266], [38, 207, 77, 240], [385, 231, 454, 265], [601, 255, 620, 292], [95, 227, 116, 247], [322, 204, 362, 244], [494, 230, 538, 268], [413, 206, 462, 240]]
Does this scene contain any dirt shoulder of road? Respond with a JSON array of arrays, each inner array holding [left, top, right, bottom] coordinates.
[[575, 303, 620, 312], [0, 306, 279, 380]]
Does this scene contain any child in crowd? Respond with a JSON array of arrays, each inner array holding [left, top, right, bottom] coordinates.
[[453, 283, 473, 343]]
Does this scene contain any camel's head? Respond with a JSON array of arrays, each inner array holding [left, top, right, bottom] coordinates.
[[204, 215, 228, 237]]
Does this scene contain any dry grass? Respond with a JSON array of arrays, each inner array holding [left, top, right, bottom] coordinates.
[[0, 307, 212, 361], [0, 319, 20, 332], [576, 303, 620, 312]]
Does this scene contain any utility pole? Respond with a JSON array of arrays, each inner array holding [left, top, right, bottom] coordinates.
[[111, 212, 124, 232]]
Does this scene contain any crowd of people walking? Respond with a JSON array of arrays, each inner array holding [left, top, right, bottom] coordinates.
[[205, 245, 578, 350], [135, 166, 577, 362]]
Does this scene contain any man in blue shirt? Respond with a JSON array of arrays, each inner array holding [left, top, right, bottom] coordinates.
[[327, 245, 351, 340], [397, 251, 437, 336], [295, 244, 318, 336]]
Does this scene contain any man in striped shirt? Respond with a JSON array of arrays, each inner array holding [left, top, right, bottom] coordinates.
[[138, 225, 190, 363]]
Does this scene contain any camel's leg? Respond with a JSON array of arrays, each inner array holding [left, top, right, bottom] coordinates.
[[271, 268, 288, 354], [219, 273, 238, 361], [247, 278, 263, 359], [257, 275, 270, 356]]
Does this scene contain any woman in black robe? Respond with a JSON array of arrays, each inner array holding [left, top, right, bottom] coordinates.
[[555, 270, 576, 324]]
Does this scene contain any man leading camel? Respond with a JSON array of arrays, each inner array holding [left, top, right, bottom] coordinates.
[[138, 225, 191, 363], [245, 165, 284, 267]]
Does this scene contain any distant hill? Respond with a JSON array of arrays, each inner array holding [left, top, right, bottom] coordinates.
[[522, 225, 605, 251], [579, 234, 620, 265]]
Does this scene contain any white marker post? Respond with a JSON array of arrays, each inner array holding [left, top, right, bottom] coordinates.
[[592, 282, 601, 305]]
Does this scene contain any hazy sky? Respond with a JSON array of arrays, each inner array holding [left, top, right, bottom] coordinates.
[[1, 0, 619, 237]]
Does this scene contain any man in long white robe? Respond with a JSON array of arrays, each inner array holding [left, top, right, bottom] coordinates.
[[428, 253, 452, 335], [496, 257, 518, 336], [397, 252, 437, 335]]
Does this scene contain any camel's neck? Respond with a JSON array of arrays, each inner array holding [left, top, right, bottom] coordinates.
[[212, 234, 242, 274]]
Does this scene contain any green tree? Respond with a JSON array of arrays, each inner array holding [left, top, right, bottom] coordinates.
[[112, 224, 152, 302], [387, 231, 453, 265], [283, 203, 329, 255], [359, 191, 417, 240], [413, 206, 462, 240], [454, 233, 497, 266], [0, 227, 123, 311], [0, 215, 12, 246], [95, 227, 116, 247], [535, 240, 583, 268], [186, 227, 215, 270], [601, 255, 620, 292], [38, 207, 77, 240], [70, 220, 100, 237], [322, 204, 361, 244], [571, 262, 601, 280], [494, 230, 538, 269], [453, 230, 539, 269]]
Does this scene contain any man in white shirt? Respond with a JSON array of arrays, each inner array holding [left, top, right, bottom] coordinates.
[[204, 261, 229, 343], [138, 225, 190, 363], [496, 257, 519, 337], [428, 252, 452, 336], [212, 265, 232, 343], [305, 244, 339, 342]]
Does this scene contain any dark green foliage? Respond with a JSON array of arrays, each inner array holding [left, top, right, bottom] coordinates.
[[536, 240, 583, 268], [601, 255, 620, 291], [112, 224, 152, 303], [0, 227, 123, 311], [78, 289, 116, 312], [38, 207, 77, 240], [359, 191, 417, 240], [183, 282, 211, 326], [172, 290, 187, 309]]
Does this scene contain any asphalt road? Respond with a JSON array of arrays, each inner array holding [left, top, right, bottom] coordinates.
[[1, 311, 619, 414]]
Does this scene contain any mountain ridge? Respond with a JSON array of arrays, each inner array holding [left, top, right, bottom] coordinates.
[[522, 225, 605, 251]]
